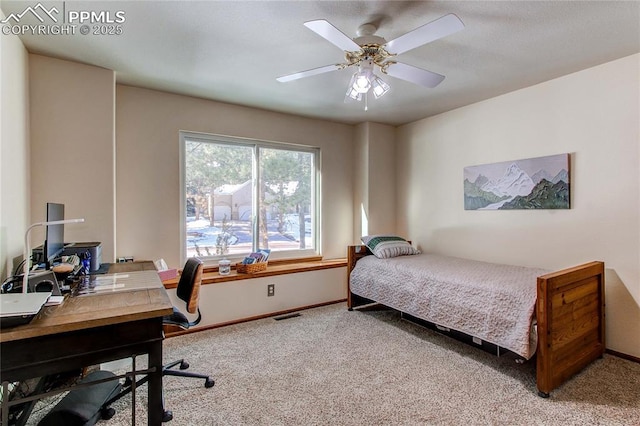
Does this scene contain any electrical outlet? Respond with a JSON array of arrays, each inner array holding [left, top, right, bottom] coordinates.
[[267, 284, 275, 297]]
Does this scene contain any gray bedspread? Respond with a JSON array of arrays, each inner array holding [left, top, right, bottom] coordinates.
[[349, 253, 549, 359]]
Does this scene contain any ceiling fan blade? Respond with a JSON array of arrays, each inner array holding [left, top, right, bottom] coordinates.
[[385, 13, 464, 55], [277, 64, 341, 83], [384, 62, 445, 88], [304, 19, 361, 52]]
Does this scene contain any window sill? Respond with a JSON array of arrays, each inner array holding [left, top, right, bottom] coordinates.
[[163, 257, 347, 289]]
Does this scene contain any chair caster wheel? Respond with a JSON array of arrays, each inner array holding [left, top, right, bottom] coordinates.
[[205, 377, 215, 388], [162, 409, 173, 422], [101, 407, 116, 420], [179, 361, 189, 370]]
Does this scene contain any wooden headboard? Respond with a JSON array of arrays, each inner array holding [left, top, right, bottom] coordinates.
[[347, 245, 371, 275], [347, 241, 413, 271]]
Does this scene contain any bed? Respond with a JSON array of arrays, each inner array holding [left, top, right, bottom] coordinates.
[[347, 243, 605, 397]]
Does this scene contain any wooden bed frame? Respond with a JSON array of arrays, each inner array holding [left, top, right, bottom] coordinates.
[[346, 245, 606, 398]]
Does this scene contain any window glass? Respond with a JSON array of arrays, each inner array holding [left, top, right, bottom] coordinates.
[[258, 147, 314, 251], [182, 133, 318, 260]]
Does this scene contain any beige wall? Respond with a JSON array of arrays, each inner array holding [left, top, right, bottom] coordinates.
[[353, 123, 369, 239], [0, 11, 29, 279], [352, 122, 396, 241], [114, 86, 355, 324], [367, 122, 397, 235], [22, 57, 355, 328], [396, 54, 640, 357], [9, 48, 639, 357], [115, 85, 354, 268], [168, 267, 347, 330], [28, 55, 116, 262]]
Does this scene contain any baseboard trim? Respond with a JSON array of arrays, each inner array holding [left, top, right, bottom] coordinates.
[[165, 299, 347, 338], [606, 349, 640, 364]]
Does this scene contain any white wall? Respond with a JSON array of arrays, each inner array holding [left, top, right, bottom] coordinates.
[[115, 85, 354, 268], [28, 55, 116, 262], [0, 10, 29, 280], [396, 54, 640, 357]]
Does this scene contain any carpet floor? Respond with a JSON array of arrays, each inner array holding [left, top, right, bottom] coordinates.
[[29, 302, 640, 425]]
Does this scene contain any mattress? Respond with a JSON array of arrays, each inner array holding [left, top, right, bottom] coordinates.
[[349, 253, 549, 359]]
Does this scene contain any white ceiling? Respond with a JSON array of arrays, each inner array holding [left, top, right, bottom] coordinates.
[[2, 1, 639, 125]]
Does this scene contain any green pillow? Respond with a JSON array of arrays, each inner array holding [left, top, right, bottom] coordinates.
[[361, 235, 421, 259]]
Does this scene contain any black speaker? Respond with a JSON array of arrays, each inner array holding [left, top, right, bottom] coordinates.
[[27, 270, 61, 296]]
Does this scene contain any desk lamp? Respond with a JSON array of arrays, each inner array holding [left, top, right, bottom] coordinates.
[[23, 218, 85, 293]]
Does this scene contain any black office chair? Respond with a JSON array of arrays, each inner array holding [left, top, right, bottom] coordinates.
[[103, 257, 214, 422]]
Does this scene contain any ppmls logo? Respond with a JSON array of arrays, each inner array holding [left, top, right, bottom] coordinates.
[[2, 2, 126, 36], [1, 2, 59, 24]]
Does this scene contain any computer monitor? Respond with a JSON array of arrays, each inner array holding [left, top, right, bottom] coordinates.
[[44, 202, 65, 269]]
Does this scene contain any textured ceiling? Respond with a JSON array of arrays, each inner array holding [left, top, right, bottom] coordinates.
[[2, 1, 639, 125]]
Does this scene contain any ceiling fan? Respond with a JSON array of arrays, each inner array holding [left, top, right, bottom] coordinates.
[[277, 14, 465, 107]]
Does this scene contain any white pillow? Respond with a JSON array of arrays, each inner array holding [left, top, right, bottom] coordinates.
[[361, 235, 421, 259]]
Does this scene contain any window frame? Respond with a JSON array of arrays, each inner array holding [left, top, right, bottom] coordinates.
[[179, 131, 321, 265]]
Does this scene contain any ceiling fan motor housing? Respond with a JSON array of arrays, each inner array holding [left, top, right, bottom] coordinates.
[[353, 34, 387, 46], [345, 43, 393, 69]]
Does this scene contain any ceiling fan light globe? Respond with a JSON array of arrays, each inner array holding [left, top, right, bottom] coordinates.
[[345, 83, 363, 101], [372, 76, 390, 99], [353, 71, 372, 93]]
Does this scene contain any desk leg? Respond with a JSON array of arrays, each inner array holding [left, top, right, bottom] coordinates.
[[2, 381, 8, 426], [148, 340, 163, 425], [131, 356, 137, 425]]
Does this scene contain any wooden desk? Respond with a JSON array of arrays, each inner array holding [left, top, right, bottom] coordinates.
[[0, 267, 172, 425]]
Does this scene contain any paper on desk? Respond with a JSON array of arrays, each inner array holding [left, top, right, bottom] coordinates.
[[73, 271, 160, 296], [45, 295, 65, 306]]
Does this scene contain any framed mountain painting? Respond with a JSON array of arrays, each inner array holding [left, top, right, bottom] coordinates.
[[464, 153, 570, 210]]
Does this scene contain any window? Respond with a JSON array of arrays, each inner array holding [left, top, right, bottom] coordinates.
[[180, 132, 319, 262]]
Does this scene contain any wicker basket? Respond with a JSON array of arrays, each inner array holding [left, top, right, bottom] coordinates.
[[236, 262, 268, 274]]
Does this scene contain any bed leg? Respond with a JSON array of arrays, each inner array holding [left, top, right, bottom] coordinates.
[[538, 390, 550, 398]]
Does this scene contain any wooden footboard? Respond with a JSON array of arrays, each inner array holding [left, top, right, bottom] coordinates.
[[536, 261, 605, 397], [347, 245, 606, 397]]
